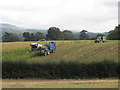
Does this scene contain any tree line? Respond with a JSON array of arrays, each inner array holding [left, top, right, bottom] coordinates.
[[2, 25, 120, 42]]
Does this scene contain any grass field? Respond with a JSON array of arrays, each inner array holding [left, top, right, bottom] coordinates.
[[2, 40, 119, 88], [2, 40, 118, 63]]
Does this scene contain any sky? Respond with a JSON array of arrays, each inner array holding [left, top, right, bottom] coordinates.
[[0, 0, 119, 32]]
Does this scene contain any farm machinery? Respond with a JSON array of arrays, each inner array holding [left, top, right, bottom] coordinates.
[[30, 43, 42, 51], [95, 36, 106, 43], [30, 42, 56, 56]]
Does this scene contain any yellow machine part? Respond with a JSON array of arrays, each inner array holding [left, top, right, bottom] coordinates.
[[48, 50, 50, 55]]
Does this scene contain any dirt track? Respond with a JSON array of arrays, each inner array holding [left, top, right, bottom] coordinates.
[[2, 79, 118, 88]]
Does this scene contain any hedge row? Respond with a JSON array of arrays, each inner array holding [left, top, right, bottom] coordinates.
[[2, 60, 119, 79]]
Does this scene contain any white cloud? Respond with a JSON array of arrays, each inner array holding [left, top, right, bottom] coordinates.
[[0, 0, 119, 32]]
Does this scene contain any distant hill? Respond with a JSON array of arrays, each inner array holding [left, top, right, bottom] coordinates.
[[0, 23, 47, 34], [0, 24, 26, 35], [0, 23, 47, 40], [0, 24, 23, 30], [26, 29, 47, 34]]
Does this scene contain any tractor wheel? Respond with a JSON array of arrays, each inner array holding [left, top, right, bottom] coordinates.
[[52, 50, 55, 53]]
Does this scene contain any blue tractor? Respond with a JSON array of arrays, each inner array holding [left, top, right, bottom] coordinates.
[[38, 42, 56, 56], [44, 42, 56, 53]]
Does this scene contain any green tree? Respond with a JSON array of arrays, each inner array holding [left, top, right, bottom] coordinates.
[[30, 33, 35, 41], [107, 30, 119, 40], [114, 24, 120, 30], [107, 25, 120, 40], [46, 27, 64, 40], [23, 32, 31, 41], [2, 32, 21, 42], [79, 30, 90, 40], [63, 30, 75, 40], [34, 32, 45, 41]]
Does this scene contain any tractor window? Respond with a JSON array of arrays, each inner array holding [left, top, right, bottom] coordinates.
[[32, 45, 37, 48]]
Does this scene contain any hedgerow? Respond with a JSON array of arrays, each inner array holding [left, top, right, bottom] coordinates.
[[2, 60, 119, 79]]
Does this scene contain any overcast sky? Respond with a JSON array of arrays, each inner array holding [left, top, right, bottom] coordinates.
[[0, 0, 119, 32]]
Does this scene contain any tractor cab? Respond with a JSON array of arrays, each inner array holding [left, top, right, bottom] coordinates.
[[30, 43, 42, 51]]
